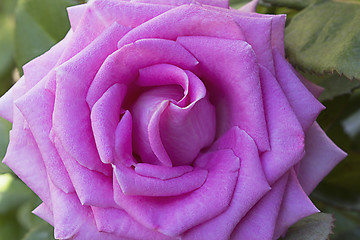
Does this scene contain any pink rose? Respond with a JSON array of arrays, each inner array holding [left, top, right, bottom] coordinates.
[[0, 0, 346, 239]]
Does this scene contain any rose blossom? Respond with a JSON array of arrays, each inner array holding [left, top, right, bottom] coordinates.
[[0, 0, 346, 239]]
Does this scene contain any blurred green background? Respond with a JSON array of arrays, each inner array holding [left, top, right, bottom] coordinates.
[[0, 0, 359, 239]]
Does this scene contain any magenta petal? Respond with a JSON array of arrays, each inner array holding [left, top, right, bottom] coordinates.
[[297, 123, 346, 194], [87, 38, 199, 108], [91, 83, 127, 164], [177, 36, 269, 153], [92, 0, 173, 28], [23, 33, 70, 91], [114, 163, 208, 196], [238, 0, 258, 12], [132, 0, 229, 8], [15, 81, 74, 193], [118, 4, 244, 48], [114, 111, 135, 167], [230, 173, 288, 240], [0, 77, 25, 122], [183, 127, 270, 240], [53, 137, 117, 208], [92, 207, 172, 240], [274, 50, 324, 131], [49, 180, 89, 239], [67, 4, 87, 30], [159, 71, 216, 166], [134, 163, 193, 180], [273, 169, 319, 239], [32, 203, 54, 226], [53, 23, 128, 176], [259, 66, 305, 184], [114, 149, 239, 236]]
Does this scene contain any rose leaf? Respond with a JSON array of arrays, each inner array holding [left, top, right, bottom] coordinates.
[[261, 0, 314, 9], [285, 0, 360, 81], [281, 213, 334, 240]]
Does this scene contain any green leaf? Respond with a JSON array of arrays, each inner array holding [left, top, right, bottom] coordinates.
[[0, 173, 33, 214], [0, 210, 26, 240], [261, 0, 314, 9], [22, 224, 55, 240], [0, 15, 16, 95], [301, 72, 360, 101], [14, 0, 78, 71], [281, 213, 334, 240], [285, 0, 360, 80]]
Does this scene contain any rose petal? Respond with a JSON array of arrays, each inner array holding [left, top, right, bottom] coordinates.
[[92, 207, 172, 240], [230, 173, 289, 240], [183, 127, 270, 240], [114, 163, 208, 196], [274, 50, 325, 131], [132, 0, 229, 8], [273, 169, 319, 239], [32, 203, 54, 226], [134, 163, 193, 180], [92, 0, 173, 28], [15, 80, 74, 193], [114, 110, 135, 167], [297, 122, 346, 194], [114, 149, 240, 236], [3, 79, 52, 206], [117, 4, 245, 48], [53, 23, 129, 176], [91, 83, 127, 164], [259, 65, 305, 184], [177, 36, 270, 153], [49, 180, 89, 239], [0, 77, 25, 122], [238, 0, 258, 12], [67, 4, 87, 30], [87, 38, 199, 108], [53, 137, 116, 208], [23, 32, 70, 91]]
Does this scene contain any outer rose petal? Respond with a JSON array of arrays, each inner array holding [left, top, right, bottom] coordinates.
[[183, 127, 270, 240], [273, 169, 319, 239], [238, 0, 258, 12], [297, 122, 347, 194], [230, 173, 288, 240], [53, 23, 128, 176], [92, 207, 172, 240], [132, 0, 229, 8], [33, 203, 54, 226], [259, 66, 304, 184]]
